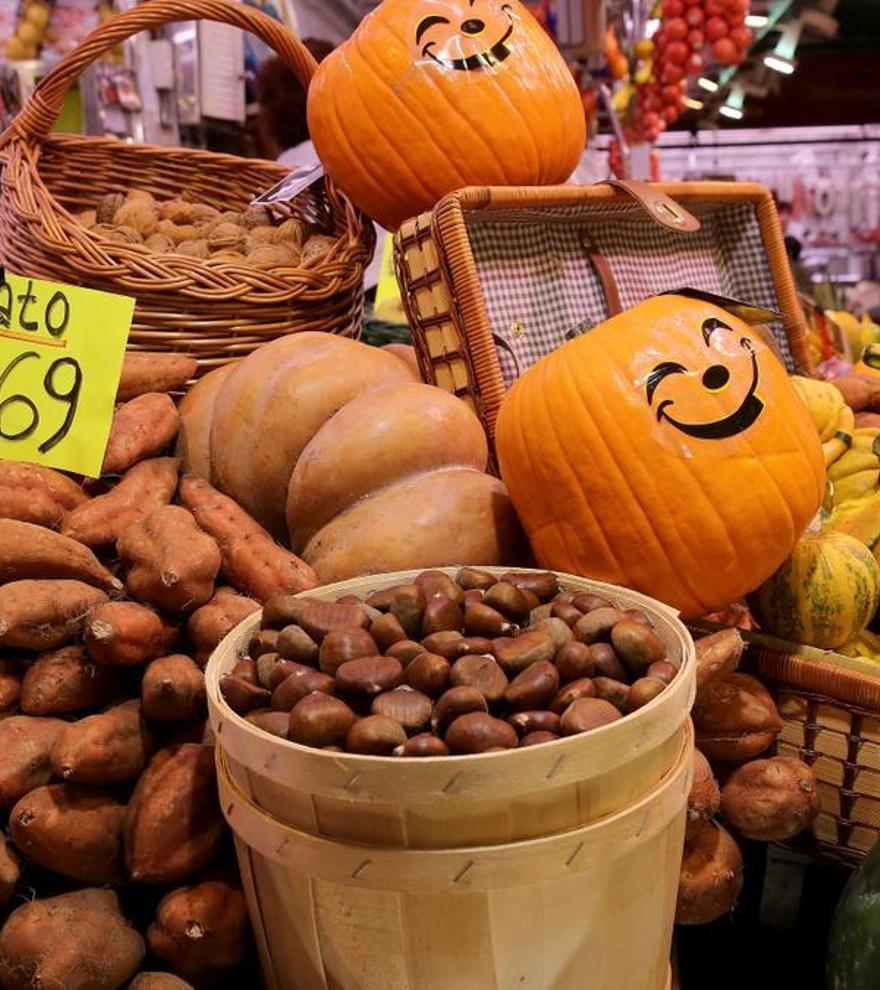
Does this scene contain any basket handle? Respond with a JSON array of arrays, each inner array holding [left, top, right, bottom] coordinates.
[[600, 179, 701, 233], [3, 0, 318, 145]]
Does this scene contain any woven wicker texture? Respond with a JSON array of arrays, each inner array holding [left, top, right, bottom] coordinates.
[[0, 0, 374, 369], [752, 645, 880, 865], [395, 182, 810, 442]]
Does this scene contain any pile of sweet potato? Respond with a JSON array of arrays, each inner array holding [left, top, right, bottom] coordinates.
[[0, 354, 314, 989], [677, 629, 820, 926]]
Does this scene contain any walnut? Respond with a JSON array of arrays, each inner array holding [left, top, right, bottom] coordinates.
[[96, 192, 125, 225], [176, 239, 210, 259], [189, 203, 221, 224], [113, 200, 159, 237], [210, 211, 244, 230], [241, 206, 272, 229], [161, 200, 204, 225], [301, 235, 336, 264], [144, 233, 175, 254], [158, 219, 203, 244], [246, 244, 300, 269], [208, 222, 245, 250], [77, 209, 97, 229], [126, 189, 157, 208], [246, 226, 279, 249], [275, 217, 306, 246]]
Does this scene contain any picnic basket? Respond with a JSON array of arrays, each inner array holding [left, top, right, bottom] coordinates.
[[0, 0, 374, 370]]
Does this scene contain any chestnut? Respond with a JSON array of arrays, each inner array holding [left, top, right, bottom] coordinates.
[[445, 712, 518, 754], [371, 687, 433, 733], [335, 656, 404, 699], [456, 567, 497, 591], [248, 629, 279, 660], [421, 631, 467, 659], [271, 668, 335, 712], [450, 655, 508, 705], [432, 686, 488, 732], [266, 658, 312, 692], [611, 620, 665, 676], [501, 571, 559, 603], [590, 643, 627, 682], [405, 652, 451, 697], [504, 661, 560, 712], [483, 582, 531, 623], [319, 627, 380, 675], [288, 693, 357, 748], [464, 602, 518, 638], [248, 710, 290, 739], [520, 731, 559, 747], [346, 715, 407, 755], [415, 570, 465, 605], [550, 677, 597, 714], [220, 675, 271, 715], [626, 677, 667, 713], [463, 589, 485, 606], [390, 585, 427, 639], [507, 710, 561, 737], [622, 608, 653, 627], [559, 698, 621, 735], [532, 617, 573, 652], [573, 607, 623, 645], [385, 640, 425, 664], [554, 642, 597, 683], [593, 677, 630, 712], [493, 630, 555, 676], [370, 613, 408, 652], [267, 598, 369, 640], [647, 659, 678, 685], [394, 733, 450, 758], [550, 601, 584, 627], [232, 658, 259, 684], [421, 595, 464, 637], [571, 593, 613, 614], [276, 625, 319, 665]]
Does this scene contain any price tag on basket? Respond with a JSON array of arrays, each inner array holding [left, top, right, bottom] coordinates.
[[250, 163, 325, 208], [0, 269, 134, 478]]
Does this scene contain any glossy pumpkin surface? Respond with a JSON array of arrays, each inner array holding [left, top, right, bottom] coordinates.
[[307, 0, 586, 230], [495, 295, 826, 618], [751, 531, 880, 649]]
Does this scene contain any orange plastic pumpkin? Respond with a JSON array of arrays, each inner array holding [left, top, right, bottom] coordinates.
[[307, 0, 586, 230], [495, 295, 826, 618]]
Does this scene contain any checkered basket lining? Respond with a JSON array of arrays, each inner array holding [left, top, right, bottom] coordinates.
[[464, 201, 794, 388]]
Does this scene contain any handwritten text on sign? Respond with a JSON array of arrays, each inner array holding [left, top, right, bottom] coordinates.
[[0, 272, 134, 477]]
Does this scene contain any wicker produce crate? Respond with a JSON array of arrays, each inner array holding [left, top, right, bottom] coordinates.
[[0, 0, 374, 370], [394, 179, 810, 443]]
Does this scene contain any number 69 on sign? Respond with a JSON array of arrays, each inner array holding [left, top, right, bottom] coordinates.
[[0, 271, 134, 477]]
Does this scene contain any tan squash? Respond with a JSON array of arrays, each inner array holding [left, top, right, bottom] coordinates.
[[181, 334, 523, 583]]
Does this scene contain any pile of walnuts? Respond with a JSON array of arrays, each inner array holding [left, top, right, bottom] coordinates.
[[77, 190, 336, 271]]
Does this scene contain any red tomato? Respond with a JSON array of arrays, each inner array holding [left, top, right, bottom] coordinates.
[[645, 93, 663, 112], [686, 51, 705, 74], [655, 30, 669, 50], [665, 17, 688, 40], [688, 29, 705, 50], [704, 0, 723, 13], [661, 83, 684, 102], [684, 0, 703, 6], [666, 39, 689, 64], [661, 62, 685, 83], [725, 10, 746, 26], [712, 36, 740, 64], [729, 25, 753, 49], [663, 105, 679, 124], [662, 0, 685, 16], [724, 0, 749, 13], [685, 6, 705, 27], [705, 15, 729, 41]]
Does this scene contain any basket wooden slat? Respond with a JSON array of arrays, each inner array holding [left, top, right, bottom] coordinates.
[[0, 0, 375, 369]]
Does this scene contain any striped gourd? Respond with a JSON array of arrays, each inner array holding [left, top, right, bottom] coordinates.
[[751, 532, 880, 650]]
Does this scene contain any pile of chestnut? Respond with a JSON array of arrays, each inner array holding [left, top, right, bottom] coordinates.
[[218, 569, 681, 756]]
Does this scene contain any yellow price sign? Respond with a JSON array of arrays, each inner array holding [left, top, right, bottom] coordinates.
[[373, 234, 406, 325], [0, 271, 134, 477]]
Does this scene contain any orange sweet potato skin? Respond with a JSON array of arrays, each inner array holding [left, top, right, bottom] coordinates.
[[84, 602, 179, 667], [117, 353, 198, 402], [147, 879, 249, 982], [0, 888, 144, 990], [180, 474, 317, 603], [0, 658, 22, 715], [0, 461, 87, 513], [141, 655, 206, 722], [0, 839, 19, 908], [124, 744, 223, 884], [119, 505, 220, 612], [0, 518, 121, 591], [0, 580, 109, 651], [186, 587, 260, 665], [51, 700, 154, 784], [21, 646, 126, 715], [102, 393, 181, 475], [0, 715, 65, 811], [0, 484, 68, 528], [62, 457, 179, 548], [9, 783, 126, 884]]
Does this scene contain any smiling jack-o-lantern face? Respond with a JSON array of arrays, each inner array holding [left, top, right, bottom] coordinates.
[[413, 0, 515, 70], [307, 0, 586, 230], [496, 295, 826, 617]]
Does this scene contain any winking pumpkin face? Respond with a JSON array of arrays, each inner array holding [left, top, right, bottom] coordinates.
[[413, 0, 516, 70]]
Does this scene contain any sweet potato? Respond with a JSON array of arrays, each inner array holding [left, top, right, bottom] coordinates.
[[62, 457, 179, 548], [0, 657, 22, 715], [0, 838, 20, 908], [85, 601, 179, 666], [0, 484, 69, 528], [124, 744, 223, 884], [117, 352, 198, 402], [855, 411, 880, 430], [676, 821, 744, 925], [0, 460, 87, 512], [694, 629, 744, 702], [0, 579, 108, 651], [147, 879, 249, 983], [0, 715, 65, 810], [694, 672, 783, 762], [0, 518, 121, 590], [129, 974, 194, 990], [51, 699, 154, 784], [9, 783, 126, 883], [142, 655, 206, 722], [119, 505, 220, 612], [0, 888, 144, 990], [179, 474, 317, 603], [102, 393, 181, 475], [720, 756, 820, 841], [832, 373, 880, 413], [186, 586, 260, 665], [688, 749, 721, 840], [177, 363, 234, 480], [21, 645, 126, 715]]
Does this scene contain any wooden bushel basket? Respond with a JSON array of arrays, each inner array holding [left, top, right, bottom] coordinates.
[[207, 567, 694, 990], [0, 0, 374, 369]]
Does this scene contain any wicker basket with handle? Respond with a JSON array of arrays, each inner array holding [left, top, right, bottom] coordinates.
[[0, 0, 374, 369], [394, 179, 810, 444]]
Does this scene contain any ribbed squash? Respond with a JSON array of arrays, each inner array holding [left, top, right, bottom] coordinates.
[[750, 532, 880, 650], [828, 429, 880, 505]]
